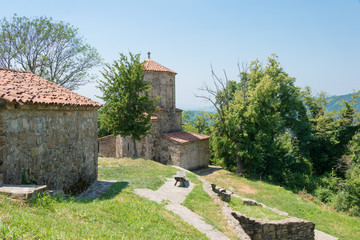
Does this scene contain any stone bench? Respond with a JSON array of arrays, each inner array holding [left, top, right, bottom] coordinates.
[[174, 171, 187, 187], [0, 184, 47, 201]]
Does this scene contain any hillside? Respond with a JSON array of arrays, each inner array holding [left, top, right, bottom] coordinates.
[[327, 93, 360, 112], [186, 93, 360, 114], [1, 157, 359, 239]]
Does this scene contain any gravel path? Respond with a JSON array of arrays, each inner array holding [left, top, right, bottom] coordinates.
[[134, 177, 230, 240]]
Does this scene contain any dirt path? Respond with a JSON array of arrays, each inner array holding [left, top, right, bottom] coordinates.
[[134, 178, 230, 240]]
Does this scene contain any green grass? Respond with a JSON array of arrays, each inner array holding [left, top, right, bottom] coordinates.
[[0, 157, 207, 239], [229, 197, 288, 221], [183, 173, 240, 240], [98, 157, 178, 190], [202, 169, 360, 240]]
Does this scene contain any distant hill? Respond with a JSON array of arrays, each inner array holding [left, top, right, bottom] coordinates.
[[185, 93, 360, 115], [327, 93, 360, 112]]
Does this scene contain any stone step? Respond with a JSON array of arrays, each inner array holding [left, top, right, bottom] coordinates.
[[0, 184, 47, 201]]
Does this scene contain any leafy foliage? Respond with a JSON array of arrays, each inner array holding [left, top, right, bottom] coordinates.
[[98, 53, 158, 156], [197, 55, 360, 216], [0, 15, 102, 90], [182, 110, 214, 135], [304, 90, 360, 175], [205, 55, 311, 177]]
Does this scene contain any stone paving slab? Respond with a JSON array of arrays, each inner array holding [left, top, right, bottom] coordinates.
[[134, 178, 194, 204], [134, 177, 230, 240], [0, 184, 47, 201], [166, 203, 230, 240], [315, 230, 339, 240]]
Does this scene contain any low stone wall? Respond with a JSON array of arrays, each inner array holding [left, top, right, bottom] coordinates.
[[210, 183, 315, 240], [211, 183, 231, 202], [231, 212, 315, 240], [0, 102, 98, 194], [98, 135, 116, 157]]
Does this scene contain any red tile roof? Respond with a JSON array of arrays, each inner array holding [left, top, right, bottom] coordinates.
[[0, 68, 102, 107], [98, 134, 114, 140], [144, 59, 177, 74], [156, 107, 183, 112], [162, 131, 210, 143], [144, 112, 159, 120]]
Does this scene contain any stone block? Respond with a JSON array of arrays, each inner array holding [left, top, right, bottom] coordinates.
[[243, 198, 261, 206], [220, 191, 231, 202]]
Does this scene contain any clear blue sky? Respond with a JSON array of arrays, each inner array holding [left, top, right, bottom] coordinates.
[[1, 0, 360, 110]]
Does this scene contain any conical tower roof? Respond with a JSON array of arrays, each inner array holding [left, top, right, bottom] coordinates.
[[144, 53, 177, 74]]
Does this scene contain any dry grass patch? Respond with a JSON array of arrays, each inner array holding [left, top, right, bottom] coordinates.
[[200, 169, 257, 194]]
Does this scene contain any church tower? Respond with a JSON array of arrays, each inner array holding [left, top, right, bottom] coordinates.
[[99, 53, 210, 170], [143, 53, 182, 133]]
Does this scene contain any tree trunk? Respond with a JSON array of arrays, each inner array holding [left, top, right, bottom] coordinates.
[[132, 136, 138, 158], [236, 155, 245, 176]]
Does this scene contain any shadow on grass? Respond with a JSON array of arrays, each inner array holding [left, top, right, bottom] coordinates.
[[66, 181, 130, 204], [192, 166, 223, 177], [99, 181, 129, 200]]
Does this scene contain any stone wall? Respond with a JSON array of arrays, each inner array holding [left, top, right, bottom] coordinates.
[[231, 212, 315, 240], [0, 102, 98, 194], [144, 71, 176, 110], [116, 119, 160, 160], [154, 109, 182, 133], [98, 135, 116, 157], [159, 137, 209, 170]]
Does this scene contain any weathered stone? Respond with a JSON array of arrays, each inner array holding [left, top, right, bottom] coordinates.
[[0, 184, 47, 201], [243, 198, 261, 206], [231, 211, 315, 240], [220, 190, 231, 202], [98, 135, 116, 157], [0, 103, 98, 194]]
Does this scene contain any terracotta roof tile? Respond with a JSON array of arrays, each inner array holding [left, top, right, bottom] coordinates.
[[162, 131, 210, 143], [98, 134, 114, 140], [0, 68, 102, 107], [144, 112, 159, 120], [144, 59, 177, 74], [156, 107, 183, 112]]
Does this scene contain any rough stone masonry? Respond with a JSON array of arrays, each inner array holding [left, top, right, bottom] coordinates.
[[0, 68, 101, 194]]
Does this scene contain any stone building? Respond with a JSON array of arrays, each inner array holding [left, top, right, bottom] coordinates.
[[99, 55, 209, 170], [0, 68, 101, 193]]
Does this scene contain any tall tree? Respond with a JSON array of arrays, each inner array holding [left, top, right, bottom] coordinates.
[[198, 55, 311, 176], [0, 15, 101, 90], [304, 90, 360, 175], [98, 53, 158, 157]]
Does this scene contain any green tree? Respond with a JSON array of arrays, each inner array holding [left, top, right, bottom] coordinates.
[[98, 53, 158, 157], [200, 56, 311, 177], [97, 108, 112, 138], [0, 15, 101, 90], [304, 90, 360, 175], [182, 111, 214, 135]]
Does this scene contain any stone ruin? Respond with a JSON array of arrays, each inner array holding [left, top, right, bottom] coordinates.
[[210, 183, 315, 240]]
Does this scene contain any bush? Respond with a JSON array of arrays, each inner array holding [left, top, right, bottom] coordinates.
[[315, 187, 334, 203], [331, 190, 350, 212]]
